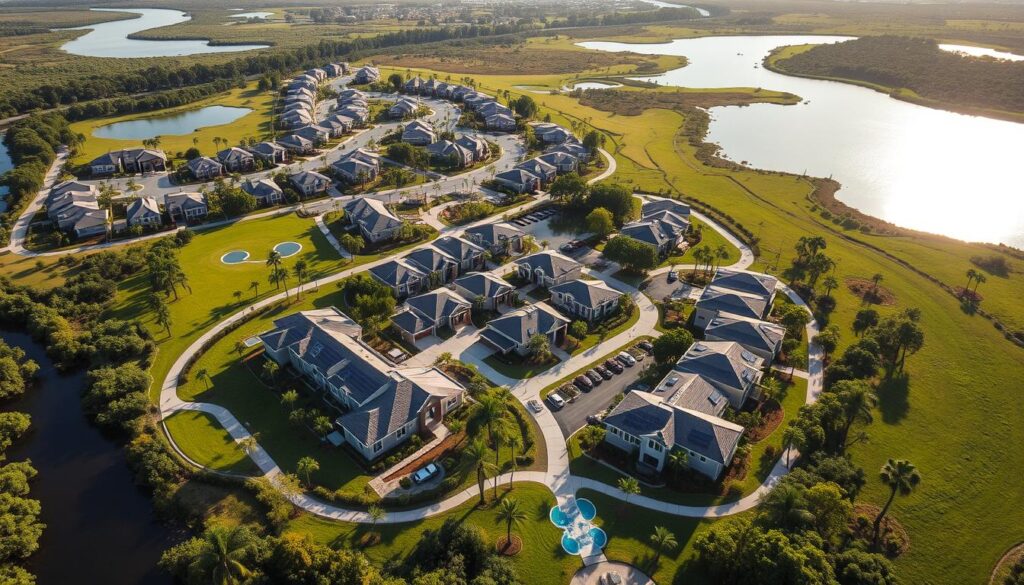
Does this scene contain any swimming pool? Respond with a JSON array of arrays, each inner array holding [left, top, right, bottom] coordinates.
[[577, 498, 596, 521], [551, 497, 606, 556], [589, 527, 607, 548], [221, 250, 250, 264], [561, 532, 581, 555], [273, 241, 302, 257]]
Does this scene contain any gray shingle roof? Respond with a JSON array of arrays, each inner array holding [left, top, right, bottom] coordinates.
[[463, 223, 524, 247], [404, 289, 470, 325], [515, 251, 580, 281], [705, 314, 785, 357], [711, 269, 779, 299], [126, 196, 159, 223], [674, 341, 764, 393], [696, 286, 768, 321], [369, 259, 426, 288], [655, 372, 729, 417], [406, 247, 457, 274], [453, 272, 512, 299], [549, 279, 620, 310], [642, 198, 691, 219], [432, 236, 484, 262], [485, 305, 568, 346]]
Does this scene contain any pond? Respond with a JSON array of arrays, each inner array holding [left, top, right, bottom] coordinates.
[[59, 8, 269, 58], [1, 330, 177, 585], [221, 250, 251, 264], [579, 35, 1024, 248], [569, 81, 623, 90], [273, 241, 303, 258], [939, 43, 1024, 61], [92, 105, 253, 140]]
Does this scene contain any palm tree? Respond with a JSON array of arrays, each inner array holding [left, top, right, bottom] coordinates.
[[281, 389, 299, 411], [266, 249, 283, 287], [239, 433, 260, 456], [188, 526, 254, 585], [249, 280, 260, 301], [822, 274, 839, 298], [971, 272, 987, 295], [496, 498, 527, 547], [233, 290, 242, 304], [649, 526, 678, 567], [471, 395, 508, 446], [195, 368, 210, 390], [296, 456, 320, 488], [155, 302, 172, 337], [963, 268, 977, 296], [874, 459, 921, 546], [262, 360, 279, 383], [871, 273, 884, 292], [759, 376, 782, 407], [234, 340, 247, 356], [293, 259, 308, 300], [617, 476, 641, 507], [714, 244, 729, 270], [667, 449, 688, 484], [465, 438, 496, 505], [367, 504, 385, 540], [838, 381, 876, 451], [506, 434, 523, 489]]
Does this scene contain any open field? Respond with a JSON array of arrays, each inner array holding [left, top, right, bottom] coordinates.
[[69, 82, 277, 167]]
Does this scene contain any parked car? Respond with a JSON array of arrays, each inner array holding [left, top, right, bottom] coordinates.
[[637, 340, 654, 354], [630, 348, 647, 361], [586, 414, 603, 426], [574, 375, 593, 391], [604, 358, 624, 374], [617, 351, 637, 367], [587, 370, 602, 384], [596, 365, 613, 380], [411, 463, 440, 484], [667, 270, 677, 283], [527, 399, 544, 413], [548, 393, 566, 410]]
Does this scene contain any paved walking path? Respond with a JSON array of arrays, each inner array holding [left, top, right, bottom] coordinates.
[[157, 152, 823, 527]]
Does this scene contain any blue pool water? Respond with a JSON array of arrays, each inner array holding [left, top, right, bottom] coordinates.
[[589, 527, 607, 548], [549, 506, 570, 527], [577, 498, 596, 521], [561, 533, 581, 555], [221, 250, 250, 264], [274, 241, 302, 257]]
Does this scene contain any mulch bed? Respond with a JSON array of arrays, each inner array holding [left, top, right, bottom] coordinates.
[[383, 430, 463, 482], [744, 400, 784, 443], [989, 542, 1024, 584], [496, 535, 523, 556], [852, 503, 910, 558], [845, 278, 898, 306], [954, 286, 984, 303]]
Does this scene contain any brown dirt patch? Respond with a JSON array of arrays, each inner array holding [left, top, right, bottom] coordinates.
[[953, 286, 985, 303], [359, 532, 381, 547], [990, 542, 1024, 585], [852, 503, 910, 558], [496, 534, 523, 556], [377, 45, 662, 75], [745, 400, 784, 443], [845, 277, 898, 306]]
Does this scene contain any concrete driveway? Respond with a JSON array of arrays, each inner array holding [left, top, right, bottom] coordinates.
[[643, 270, 703, 303], [551, 357, 645, 438]]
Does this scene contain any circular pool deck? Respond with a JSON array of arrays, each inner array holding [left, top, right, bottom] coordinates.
[[273, 241, 303, 258], [220, 250, 250, 264]]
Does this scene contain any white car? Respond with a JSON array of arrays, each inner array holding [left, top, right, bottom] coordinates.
[[617, 351, 637, 367], [527, 399, 544, 413], [547, 394, 566, 410]]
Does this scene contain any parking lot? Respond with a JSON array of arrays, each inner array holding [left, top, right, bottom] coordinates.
[[548, 352, 650, 438], [643, 270, 703, 303], [511, 209, 588, 252]]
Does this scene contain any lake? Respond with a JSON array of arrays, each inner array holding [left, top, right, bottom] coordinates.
[[636, 0, 711, 17], [93, 105, 253, 140], [939, 43, 1024, 61], [2, 330, 176, 585], [0, 139, 11, 210], [579, 35, 1024, 247], [59, 8, 268, 58]]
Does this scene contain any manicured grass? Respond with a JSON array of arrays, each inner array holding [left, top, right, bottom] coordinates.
[[664, 218, 740, 267], [70, 82, 276, 167], [568, 376, 807, 505], [288, 483, 580, 585], [163, 410, 258, 475], [482, 353, 561, 380], [571, 307, 641, 356]]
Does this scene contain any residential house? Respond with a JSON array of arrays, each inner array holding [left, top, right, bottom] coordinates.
[[293, 125, 329, 147], [325, 62, 345, 77], [241, 178, 284, 206], [642, 198, 692, 220], [368, 259, 427, 298], [354, 65, 380, 84], [402, 120, 436, 145], [516, 158, 557, 184], [277, 134, 315, 155], [289, 170, 331, 197], [402, 77, 423, 94], [280, 110, 313, 129], [405, 247, 460, 285], [389, 98, 420, 119], [186, 156, 224, 181], [711, 269, 779, 307], [515, 251, 582, 288], [480, 305, 568, 356], [463, 94, 490, 111], [545, 141, 591, 162], [485, 113, 517, 132], [215, 147, 255, 173], [538, 151, 579, 174], [463, 222, 525, 256], [619, 220, 683, 258], [332, 158, 379, 185], [693, 286, 770, 330], [288, 79, 317, 93], [704, 313, 786, 363], [337, 107, 369, 126], [453, 272, 515, 311], [248, 141, 288, 165], [549, 279, 621, 322], [392, 289, 472, 343], [530, 122, 574, 145], [125, 196, 161, 229], [478, 101, 513, 118], [341, 198, 402, 243], [89, 148, 167, 175], [674, 341, 765, 409], [494, 169, 540, 194], [46, 186, 109, 238], [426, 140, 474, 168], [455, 135, 489, 161], [421, 78, 438, 96], [602, 390, 743, 480], [346, 148, 380, 167], [451, 86, 474, 101], [338, 88, 366, 102], [431, 236, 485, 272], [259, 307, 465, 460], [164, 192, 208, 222]]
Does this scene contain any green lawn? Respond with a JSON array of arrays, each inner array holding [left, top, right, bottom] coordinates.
[[664, 218, 740, 267], [482, 353, 562, 380], [568, 376, 807, 506], [571, 307, 641, 356], [163, 410, 258, 475], [289, 483, 580, 585]]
